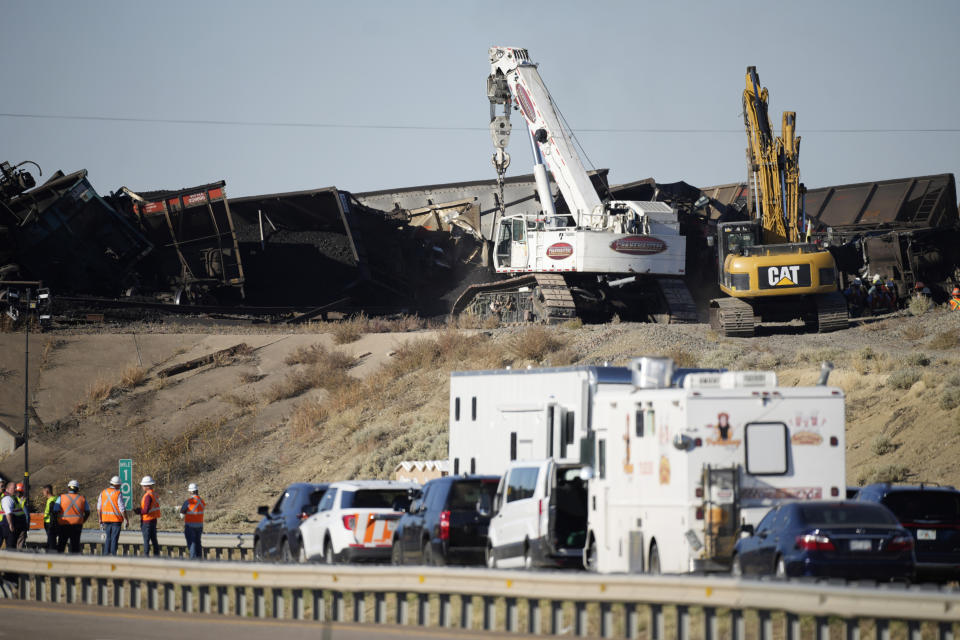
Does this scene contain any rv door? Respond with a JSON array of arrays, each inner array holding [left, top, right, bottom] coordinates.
[[702, 465, 740, 566]]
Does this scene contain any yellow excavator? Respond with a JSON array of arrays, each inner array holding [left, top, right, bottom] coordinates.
[[709, 66, 849, 337]]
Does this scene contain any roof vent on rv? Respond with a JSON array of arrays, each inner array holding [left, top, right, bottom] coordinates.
[[630, 357, 674, 389], [719, 371, 778, 389]]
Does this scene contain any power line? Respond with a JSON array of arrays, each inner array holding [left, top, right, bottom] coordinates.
[[1, 112, 959, 134]]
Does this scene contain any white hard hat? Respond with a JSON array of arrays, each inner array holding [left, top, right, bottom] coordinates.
[[188, 483, 198, 493], [140, 475, 155, 486], [109, 475, 121, 485], [67, 480, 79, 489]]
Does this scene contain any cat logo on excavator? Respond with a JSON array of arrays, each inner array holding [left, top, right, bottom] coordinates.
[[759, 264, 811, 289]]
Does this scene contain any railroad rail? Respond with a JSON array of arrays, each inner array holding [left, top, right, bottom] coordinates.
[[0, 551, 957, 639]]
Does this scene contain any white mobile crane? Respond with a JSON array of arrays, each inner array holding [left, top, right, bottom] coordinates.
[[451, 47, 696, 323]]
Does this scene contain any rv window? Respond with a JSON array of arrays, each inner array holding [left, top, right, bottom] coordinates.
[[470, 457, 476, 474], [635, 409, 644, 438], [455, 398, 460, 421], [598, 439, 606, 479], [506, 467, 539, 503], [510, 432, 517, 461], [471, 397, 477, 421], [453, 458, 459, 475], [744, 422, 789, 475], [547, 405, 555, 457], [565, 412, 576, 444], [511, 218, 526, 243]]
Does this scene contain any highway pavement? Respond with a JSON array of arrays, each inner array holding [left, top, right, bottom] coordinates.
[[0, 601, 525, 639]]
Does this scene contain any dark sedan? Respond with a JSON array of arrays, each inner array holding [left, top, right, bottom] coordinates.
[[732, 501, 915, 581], [254, 482, 329, 562], [857, 483, 960, 583], [392, 475, 499, 566]]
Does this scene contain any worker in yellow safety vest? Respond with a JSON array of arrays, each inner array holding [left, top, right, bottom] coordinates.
[[42, 484, 57, 552], [97, 476, 129, 556], [179, 483, 205, 559], [55, 480, 90, 553]]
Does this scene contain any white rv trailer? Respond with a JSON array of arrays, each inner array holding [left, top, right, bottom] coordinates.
[[585, 357, 846, 574], [448, 365, 633, 476]]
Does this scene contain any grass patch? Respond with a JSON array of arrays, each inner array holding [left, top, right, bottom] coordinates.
[[899, 323, 926, 341], [120, 365, 148, 389], [871, 435, 895, 456], [853, 347, 890, 375], [266, 346, 355, 403], [928, 331, 960, 350], [859, 464, 910, 485], [237, 370, 263, 384], [135, 414, 252, 486], [900, 352, 930, 367], [886, 369, 921, 390], [940, 388, 960, 411], [561, 318, 583, 330], [508, 326, 564, 362], [907, 294, 932, 316]]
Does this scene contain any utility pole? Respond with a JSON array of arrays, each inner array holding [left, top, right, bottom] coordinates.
[[23, 287, 30, 506]]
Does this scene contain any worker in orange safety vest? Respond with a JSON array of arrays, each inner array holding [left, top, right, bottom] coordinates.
[[55, 480, 90, 553], [97, 476, 129, 556], [136, 476, 162, 556], [950, 287, 960, 311], [179, 483, 205, 559]]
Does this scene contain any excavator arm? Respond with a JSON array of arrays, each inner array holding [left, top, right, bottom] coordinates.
[[742, 66, 803, 244]]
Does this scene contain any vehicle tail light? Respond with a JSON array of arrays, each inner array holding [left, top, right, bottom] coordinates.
[[695, 487, 703, 498], [342, 515, 356, 530], [299, 512, 310, 521], [695, 507, 704, 520], [886, 535, 914, 552], [796, 534, 835, 551], [830, 487, 839, 497], [439, 510, 450, 541]]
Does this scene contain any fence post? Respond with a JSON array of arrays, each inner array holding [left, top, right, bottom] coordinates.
[[353, 591, 365, 624], [375, 592, 387, 624], [396, 592, 408, 625], [575, 600, 588, 637], [217, 586, 229, 615], [272, 588, 284, 619], [528, 598, 542, 635], [312, 589, 325, 622], [292, 589, 304, 620], [164, 583, 175, 611], [651, 604, 665, 640], [460, 594, 474, 630]]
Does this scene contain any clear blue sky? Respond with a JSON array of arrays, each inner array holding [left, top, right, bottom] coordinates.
[[2, 0, 958, 198]]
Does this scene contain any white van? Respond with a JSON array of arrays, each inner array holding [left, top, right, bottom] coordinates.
[[484, 459, 588, 569]]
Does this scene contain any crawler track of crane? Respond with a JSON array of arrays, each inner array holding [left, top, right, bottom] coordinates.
[[451, 274, 575, 324]]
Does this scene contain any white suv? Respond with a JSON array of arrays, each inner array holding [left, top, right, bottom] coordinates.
[[485, 459, 588, 569], [298, 480, 419, 563]]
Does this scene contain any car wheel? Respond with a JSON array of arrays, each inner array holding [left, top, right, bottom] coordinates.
[[391, 538, 403, 566], [584, 535, 597, 572], [485, 542, 498, 569], [648, 542, 661, 575], [522, 541, 534, 570], [281, 539, 293, 563], [253, 537, 263, 561], [324, 539, 336, 565], [731, 554, 743, 577], [775, 555, 787, 579], [298, 538, 309, 564]]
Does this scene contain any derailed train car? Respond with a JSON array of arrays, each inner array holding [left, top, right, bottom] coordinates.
[[0, 162, 152, 296], [806, 174, 960, 301]]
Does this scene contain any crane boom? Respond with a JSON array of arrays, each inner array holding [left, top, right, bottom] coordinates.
[[488, 47, 602, 224]]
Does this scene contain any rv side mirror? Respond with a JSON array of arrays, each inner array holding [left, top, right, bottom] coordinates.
[[407, 499, 420, 514], [579, 466, 595, 481], [739, 523, 754, 537], [477, 492, 492, 518], [257, 505, 269, 516]]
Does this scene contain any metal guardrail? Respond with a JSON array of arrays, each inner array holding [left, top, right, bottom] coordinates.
[[0, 551, 957, 639], [25, 530, 253, 561]]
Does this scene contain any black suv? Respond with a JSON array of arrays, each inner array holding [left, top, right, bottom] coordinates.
[[391, 475, 499, 566], [254, 482, 329, 562], [857, 483, 960, 582]]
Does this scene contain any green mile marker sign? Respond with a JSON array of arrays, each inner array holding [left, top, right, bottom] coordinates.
[[118, 459, 133, 510]]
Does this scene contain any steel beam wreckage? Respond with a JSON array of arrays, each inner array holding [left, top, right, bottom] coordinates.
[[1, 51, 958, 330]]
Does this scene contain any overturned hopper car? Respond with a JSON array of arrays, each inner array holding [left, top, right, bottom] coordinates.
[[0, 165, 152, 296], [112, 182, 246, 304], [806, 173, 960, 301]]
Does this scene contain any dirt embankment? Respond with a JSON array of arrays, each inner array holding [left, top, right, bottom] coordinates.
[[1, 308, 958, 532]]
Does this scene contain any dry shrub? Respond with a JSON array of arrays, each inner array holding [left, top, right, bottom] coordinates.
[[222, 392, 259, 412], [329, 313, 367, 345], [866, 464, 910, 484], [212, 343, 255, 368], [39, 338, 66, 370], [86, 377, 114, 406], [120, 365, 148, 389], [238, 370, 263, 384], [900, 352, 931, 368], [797, 348, 844, 365], [0, 366, 12, 382], [561, 318, 583, 330], [662, 347, 698, 368], [266, 347, 354, 403], [887, 369, 921, 390], [928, 331, 960, 350], [941, 388, 960, 411], [508, 326, 563, 362], [289, 400, 329, 438], [871, 435, 895, 456], [899, 323, 926, 341], [544, 347, 578, 367], [908, 294, 932, 317], [135, 415, 250, 486], [853, 347, 890, 375]]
